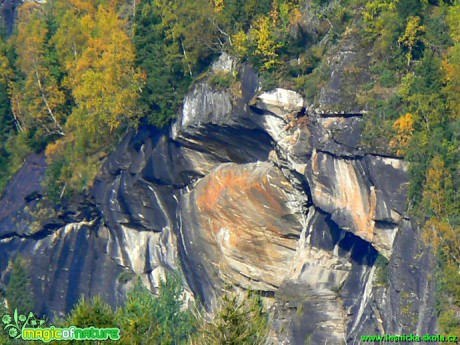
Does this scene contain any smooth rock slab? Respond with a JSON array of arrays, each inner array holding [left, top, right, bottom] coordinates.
[[252, 88, 305, 118], [180, 162, 305, 295], [305, 150, 405, 258]]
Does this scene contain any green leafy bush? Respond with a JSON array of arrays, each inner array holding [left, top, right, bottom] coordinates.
[[208, 72, 235, 91], [379, 69, 397, 87], [374, 254, 390, 287]]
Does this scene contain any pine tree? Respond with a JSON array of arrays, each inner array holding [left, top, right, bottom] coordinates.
[[5, 258, 34, 316], [55, 295, 118, 345], [116, 273, 196, 345], [134, 0, 217, 127], [195, 292, 270, 345]]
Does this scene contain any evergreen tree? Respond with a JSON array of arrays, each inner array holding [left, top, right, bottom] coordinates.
[[195, 292, 270, 345], [54, 295, 117, 345], [5, 258, 34, 316], [134, 0, 215, 127], [0, 29, 17, 192], [116, 273, 196, 345]]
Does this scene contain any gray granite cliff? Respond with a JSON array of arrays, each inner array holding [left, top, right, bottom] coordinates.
[[0, 54, 436, 344]]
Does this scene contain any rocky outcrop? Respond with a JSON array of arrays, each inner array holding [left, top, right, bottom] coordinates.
[[0, 158, 127, 316], [181, 162, 305, 293], [305, 150, 407, 257], [314, 30, 372, 114], [0, 53, 436, 344], [251, 88, 305, 117], [0, 0, 22, 35]]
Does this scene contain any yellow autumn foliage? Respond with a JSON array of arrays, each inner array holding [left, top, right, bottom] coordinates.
[[389, 113, 415, 156], [398, 16, 426, 65], [66, 5, 144, 135]]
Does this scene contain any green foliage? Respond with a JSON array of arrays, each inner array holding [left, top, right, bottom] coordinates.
[[260, 70, 279, 90], [119, 273, 196, 345], [0, 32, 19, 194], [195, 291, 270, 345], [438, 310, 460, 339], [374, 254, 390, 287], [360, 93, 404, 153], [134, 0, 216, 127], [43, 153, 68, 202], [379, 69, 397, 87], [5, 257, 34, 316], [208, 71, 236, 91], [231, 0, 306, 71], [56, 272, 196, 345], [291, 54, 329, 102], [52, 274, 273, 345], [133, 0, 306, 126], [12, 2, 68, 140], [435, 250, 460, 338], [62, 296, 116, 329], [358, 7, 459, 336], [411, 50, 443, 96], [396, 0, 425, 20], [53, 296, 118, 345], [217, 0, 272, 32], [134, 1, 177, 127], [0, 82, 13, 141], [0, 0, 144, 197], [0, 0, 308, 193], [359, 0, 460, 335], [115, 281, 159, 345], [424, 5, 452, 49], [0, 81, 14, 192]]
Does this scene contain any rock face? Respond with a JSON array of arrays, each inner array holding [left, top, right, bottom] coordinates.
[[306, 150, 407, 257], [314, 31, 372, 114], [0, 54, 436, 343], [251, 88, 305, 117], [0, 0, 22, 35], [181, 162, 305, 293]]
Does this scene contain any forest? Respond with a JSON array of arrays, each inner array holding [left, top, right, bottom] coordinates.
[[0, 0, 459, 342]]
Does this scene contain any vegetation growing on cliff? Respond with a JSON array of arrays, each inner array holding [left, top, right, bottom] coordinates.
[[50, 274, 197, 345], [194, 292, 270, 345], [0, 0, 458, 338], [0, 0, 144, 199], [5, 257, 34, 316], [0, 0, 306, 197], [350, 0, 460, 335], [1, 272, 270, 345]]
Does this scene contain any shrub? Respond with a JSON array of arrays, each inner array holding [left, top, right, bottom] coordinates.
[[208, 71, 235, 91], [374, 254, 390, 287], [194, 291, 270, 345], [380, 69, 397, 87], [5, 257, 34, 316]]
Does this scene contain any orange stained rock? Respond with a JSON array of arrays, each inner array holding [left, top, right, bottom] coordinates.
[[196, 165, 286, 216], [193, 163, 301, 269], [311, 151, 375, 242]]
